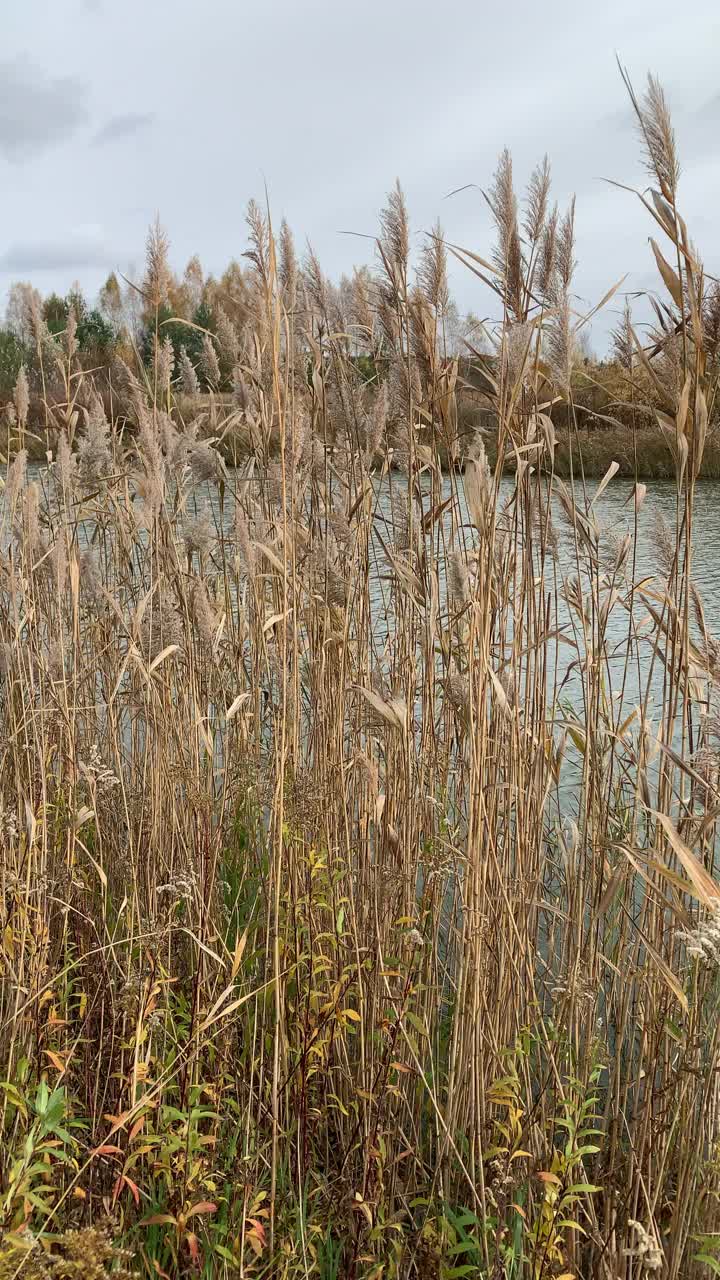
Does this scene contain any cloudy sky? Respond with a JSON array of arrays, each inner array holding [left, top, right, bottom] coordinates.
[[1, 0, 719, 348]]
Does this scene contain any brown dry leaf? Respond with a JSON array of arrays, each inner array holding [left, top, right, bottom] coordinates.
[[676, 374, 691, 437], [650, 238, 683, 308], [355, 686, 407, 733], [653, 811, 720, 909]]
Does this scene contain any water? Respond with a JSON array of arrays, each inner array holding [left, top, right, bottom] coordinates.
[[8, 464, 719, 769]]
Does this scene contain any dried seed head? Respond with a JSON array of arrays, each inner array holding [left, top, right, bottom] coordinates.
[[215, 308, 240, 364], [77, 397, 113, 487], [154, 333, 175, 390], [447, 549, 470, 607], [190, 440, 224, 485], [13, 365, 29, 428], [200, 333, 221, 388], [182, 512, 214, 557], [144, 217, 172, 310]]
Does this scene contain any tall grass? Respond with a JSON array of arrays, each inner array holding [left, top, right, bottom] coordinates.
[[1, 72, 720, 1279]]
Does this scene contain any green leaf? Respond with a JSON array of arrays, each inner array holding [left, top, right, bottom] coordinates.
[[695, 1255, 720, 1275], [215, 1246, 236, 1263], [447, 1238, 480, 1257]]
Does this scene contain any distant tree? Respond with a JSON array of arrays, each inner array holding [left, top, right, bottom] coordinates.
[[0, 328, 29, 398], [77, 308, 115, 355], [40, 290, 116, 357], [43, 293, 69, 337], [99, 272, 124, 328], [183, 255, 205, 312], [214, 259, 253, 329]]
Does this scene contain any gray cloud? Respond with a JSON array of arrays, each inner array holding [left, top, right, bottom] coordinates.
[[0, 235, 114, 273], [92, 112, 154, 146], [0, 58, 87, 158]]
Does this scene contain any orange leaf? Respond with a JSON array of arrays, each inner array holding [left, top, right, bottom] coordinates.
[[186, 1233, 201, 1266], [129, 1116, 145, 1142], [537, 1171, 562, 1185], [142, 1213, 177, 1226], [93, 1144, 124, 1157]]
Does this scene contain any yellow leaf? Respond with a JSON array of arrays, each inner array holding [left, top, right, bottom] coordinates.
[[230, 928, 248, 980]]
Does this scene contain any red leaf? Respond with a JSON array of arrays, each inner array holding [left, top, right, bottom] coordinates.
[[248, 1217, 266, 1245], [142, 1213, 177, 1226], [186, 1200, 217, 1219], [186, 1232, 201, 1266], [113, 1173, 140, 1206]]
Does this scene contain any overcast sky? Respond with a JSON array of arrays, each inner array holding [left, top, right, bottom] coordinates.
[[1, 0, 719, 349]]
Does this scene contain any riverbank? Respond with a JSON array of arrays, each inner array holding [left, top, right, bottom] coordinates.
[[6, 414, 712, 481]]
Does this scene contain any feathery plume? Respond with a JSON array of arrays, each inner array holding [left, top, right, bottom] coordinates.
[[215, 308, 240, 364], [77, 396, 113, 487], [182, 512, 215, 558], [178, 345, 200, 397], [200, 333, 221, 389], [556, 197, 576, 291], [631, 71, 680, 201], [65, 305, 78, 361], [487, 149, 523, 319], [144, 217, 172, 310], [447, 549, 470, 607], [418, 221, 449, 313], [379, 180, 410, 297], [279, 219, 298, 310], [537, 204, 558, 302], [244, 199, 270, 286], [524, 156, 551, 245], [154, 333, 175, 392], [13, 365, 29, 429]]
